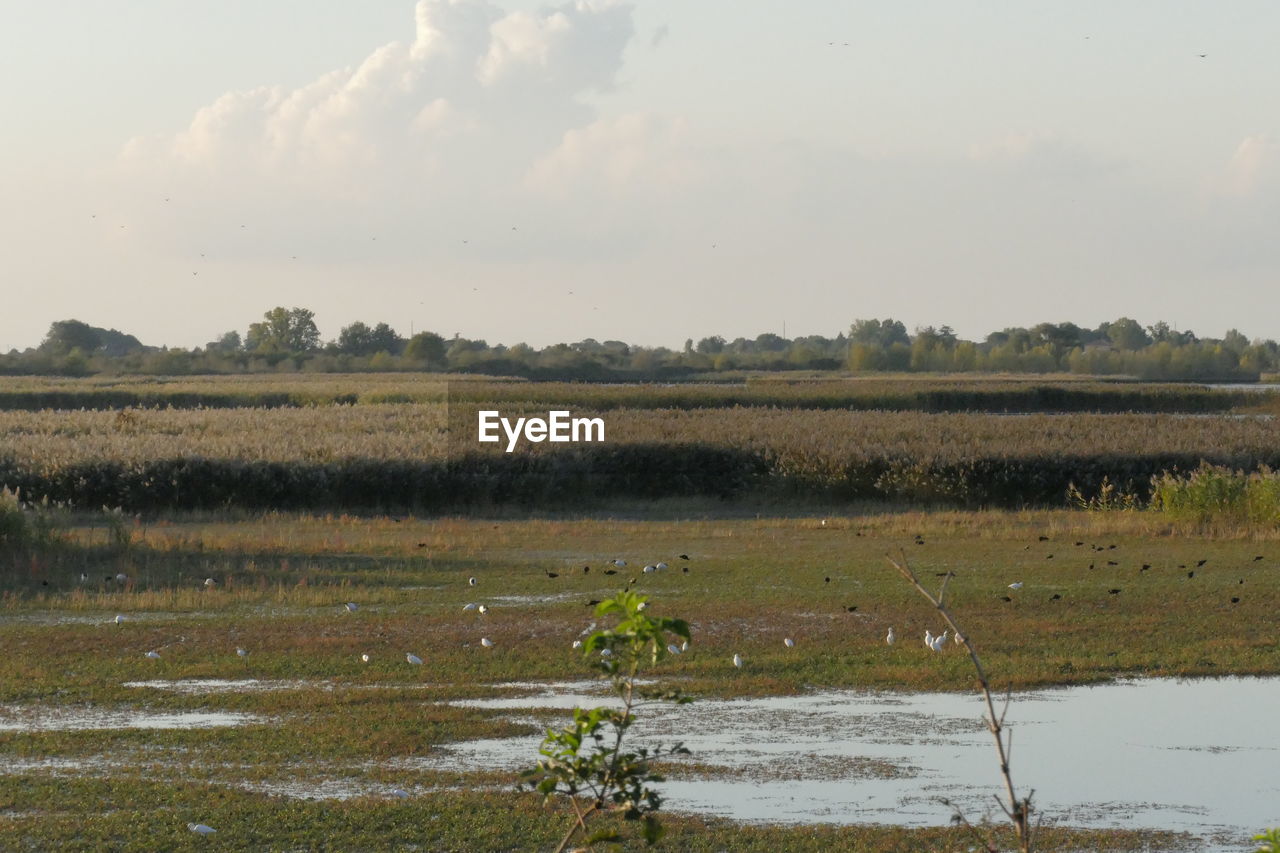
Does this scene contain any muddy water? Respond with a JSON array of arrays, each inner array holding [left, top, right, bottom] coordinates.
[[428, 676, 1279, 850]]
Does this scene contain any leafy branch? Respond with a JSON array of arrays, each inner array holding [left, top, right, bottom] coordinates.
[[521, 589, 692, 852]]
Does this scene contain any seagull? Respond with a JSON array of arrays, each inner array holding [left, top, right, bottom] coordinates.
[[655, 562, 668, 570], [468, 577, 478, 586], [236, 648, 248, 657], [361, 653, 370, 663], [115, 573, 129, 583], [114, 615, 125, 625], [667, 643, 683, 654], [886, 627, 895, 645], [1008, 582, 1023, 590], [462, 603, 478, 611], [732, 653, 743, 668], [643, 565, 656, 573], [203, 578, 216, 587], [613, 559, 627, 568], [784, 638, 796, 648], [145, 650, 161, 659], [480, 638, 494, 648], [188, 823, 216, 835], [406, 653, 423, 665], [344, 602, 358, 612], [391, 789, 410, 799]]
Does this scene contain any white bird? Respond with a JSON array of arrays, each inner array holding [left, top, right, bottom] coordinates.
[[477, 605, 488, 614], [600, 649, 612, 657], [929, 631, 949, 652], [572, 639, 582, 649], [681, 639, 689, 651], [667, 643, 683, 654], [1008, 582, 1023, 590], [655, 562, 668, 570], [462, 603, 478, 611], [480, 637, 494, 648], [886, 627, 896, 645], [236, 648, 248, 657], [924, 630, 933, 649], [468, 577, 478, 586], [954, 631, 964, 646], [784, 637, 795, 648], [114, 614, 125, 625], [405, 653, 423, 665], [613, 559, 626, 568], [188, 823, 216, 835], [361, 653, 370, 663], [579, 622, 596, 636], [732, 653, 743, 668], [636, 602, 647, 610], [643, 565, 656, 573], [391, 789, 410, 799], [145, 650, 161, 659], [344, 602, 358, 612], [203, 578, 216, 587], [115, 573, 128, 583]]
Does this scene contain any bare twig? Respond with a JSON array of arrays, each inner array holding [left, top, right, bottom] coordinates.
[[887, 552, 1034, 853]]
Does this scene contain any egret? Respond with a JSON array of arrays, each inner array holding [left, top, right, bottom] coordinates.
[[361, 653, 370, 663], [203, 578, 216, 587], [732, 653, 743, 668], [114, 615, 125, 625], [886, 627, 896, 645], [656, 562, 668, 570], [468, 577, 478, 586], [954, 631, 964, 645], [1008, 582, 1023, 590], [344, 602, 358, 612], [188, 823, 216, 835], [462, 603, 478, 611], [924, 630, 933, 649], [391, 789, 410, 799], [406, 653, 423, 665], [681, 640, 689, 652], [477, 605, 488, 614], [236, 648, 248, 657], [115, 573, 128, 583], [572, 640, 582, 649], [480, 638, 494, 648], [784, 638, 795, 648], [145, 650, 161, 659], [929, 631, 948, 652], [667, 643, 683, 655]]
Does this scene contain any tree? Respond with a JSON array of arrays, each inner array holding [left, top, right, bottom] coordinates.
[[849, 318, 910, 348], [404, 332, 446, 366], [245, 307, 320, 354], [206, 331, 242, 353], [1105, 317, 1149, 351], [41, 320, 101, 355], [695, 336, 725, 355]]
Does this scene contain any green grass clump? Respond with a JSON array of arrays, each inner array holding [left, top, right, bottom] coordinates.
[[1151, 464, 1280, 526]]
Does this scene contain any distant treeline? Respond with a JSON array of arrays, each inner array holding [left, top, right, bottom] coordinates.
[[3, 311, 1279, 382]]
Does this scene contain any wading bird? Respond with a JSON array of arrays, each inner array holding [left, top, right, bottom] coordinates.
[[732, 653, 743, 668], [406, 653, 423, 665], [886, 627, 895, 645], [480, 638, 494, 648], [188, 823, 216, 835], [784, 637, 795, 648]]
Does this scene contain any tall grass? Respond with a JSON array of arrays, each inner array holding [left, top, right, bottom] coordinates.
[[1150, 464, 1280, 525]]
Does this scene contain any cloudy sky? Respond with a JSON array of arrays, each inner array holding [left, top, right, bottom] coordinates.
[[3, 1, 1278, 351]]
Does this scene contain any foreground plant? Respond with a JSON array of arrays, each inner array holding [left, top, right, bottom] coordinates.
[[521, 590, 692, 852], [888, 553, 1035, 853], [1256, 827, 1280, 852]]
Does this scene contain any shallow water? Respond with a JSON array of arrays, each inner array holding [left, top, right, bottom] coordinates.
[[427, 676, 1279, 850], [0, 705, 261, 732]]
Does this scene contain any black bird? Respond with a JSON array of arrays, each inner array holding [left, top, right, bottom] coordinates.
[[681, 566, 689, 573], [416, 543, 427, 548], [1196, 559, 1207, 567], [1075, 541, 1084, 546], [845, 605, 858, 612], [587, 599, 601, 606], [825, 576, 831, 583], [1046, 554, 1054, 560], [934, 571, 955, 577], [545, 571, 559, 579], [1239, 578, 1245, 584], [1050, 593, 1062, 601], [583, 566, 590, 574], [1187, 571, 1195, 578], [1038, 535, 1049, 541], [1231, 596, 1240, 603], [1254, 555, 1264, 561], [915, 539, 925, 546], [1108, 544, 1117, 550], [1088, 563, 1095, 570], [679, 554, 690, 560], [603, 569, 617, 575], [1141, 564, 1151, 571], [1001, 595, 1013, 602], [1108, 588, 1121, 595], [627, 578, 638, 586], [1107, 560, 1119, 566]]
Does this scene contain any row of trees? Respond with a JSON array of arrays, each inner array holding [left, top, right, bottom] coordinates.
[[3, 311, 1278, 381]]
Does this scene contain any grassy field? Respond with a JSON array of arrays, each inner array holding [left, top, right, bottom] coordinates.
[[1, 374, 1275, 849], [1, 506, 1275, 850]]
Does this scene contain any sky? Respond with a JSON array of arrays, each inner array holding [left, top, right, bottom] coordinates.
[[3, 1, 1278, 351]]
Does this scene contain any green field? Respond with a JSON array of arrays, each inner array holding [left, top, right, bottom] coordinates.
[[1, 375, 1276, 850]]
